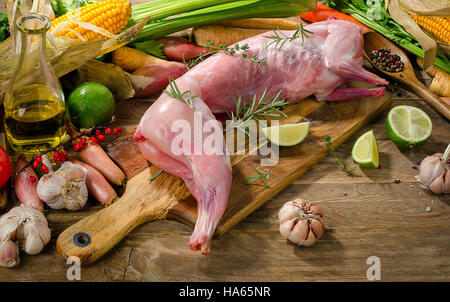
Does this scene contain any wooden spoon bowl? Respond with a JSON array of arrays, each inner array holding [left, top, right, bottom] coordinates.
[[363, 32, 450, 120]]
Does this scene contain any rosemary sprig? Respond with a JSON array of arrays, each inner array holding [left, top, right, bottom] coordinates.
[[163, 77, 196, 109], [225, 88, 289, 135], [264, 22, 313, 50], [324, 135, 357, 177], [187, 41, 266, 68], [245, 167, 271, 188]]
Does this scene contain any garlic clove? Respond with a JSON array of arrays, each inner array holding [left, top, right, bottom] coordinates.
[[429, 174, 445, 195], [309, 218, 325, 240], [278, 204, 300, 224], [0, 240, 20, 268], [22, 222, 45, 255], [279, 219, 295, 239], [444, 169, 450, 193], [289, 219, 309, 245], [302, 230, 317, 247]]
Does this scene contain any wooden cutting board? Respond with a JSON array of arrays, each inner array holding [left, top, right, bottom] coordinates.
[[56, 85, 392, 265]]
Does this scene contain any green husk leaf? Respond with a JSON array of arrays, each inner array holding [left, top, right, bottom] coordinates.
[[131, 40, 167, 59]]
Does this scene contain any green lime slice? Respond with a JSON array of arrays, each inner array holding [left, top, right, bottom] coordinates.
[[261, 122, 310, 147], [386, 105, 432, 150], [351, 130, 379, 168]]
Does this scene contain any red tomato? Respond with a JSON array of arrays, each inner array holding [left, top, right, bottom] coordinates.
[[0, 146, 12, 188]]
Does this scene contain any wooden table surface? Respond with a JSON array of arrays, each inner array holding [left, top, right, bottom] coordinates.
[[1, 2, 449, 282], [1, 77, 448, 282]]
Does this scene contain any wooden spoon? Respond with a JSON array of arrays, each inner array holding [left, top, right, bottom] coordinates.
[[363, 32, 450, 120]]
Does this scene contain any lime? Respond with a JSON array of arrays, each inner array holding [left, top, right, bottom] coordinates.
[[261, 122, 310, 147], [386, 105, 432, 150], [351, 130, 379, 168], [67, 82, 115, 129]]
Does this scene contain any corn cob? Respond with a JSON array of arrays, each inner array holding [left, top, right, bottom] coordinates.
[[50, 0, 132, 41], [409, 14, 450, 45]]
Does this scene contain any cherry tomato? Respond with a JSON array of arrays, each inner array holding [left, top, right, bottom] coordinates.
[[0, 146, 12, 188]]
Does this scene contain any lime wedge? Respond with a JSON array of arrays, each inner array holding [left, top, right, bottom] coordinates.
[[351, 130, 379, 168], [386, 105, 432, 150], [261, 122, 310, 147]]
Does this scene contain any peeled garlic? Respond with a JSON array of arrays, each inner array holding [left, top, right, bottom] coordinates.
[[37, 161, 88, 211], [0, 205, 51, 255], [278, 199, 326, 247], [416, 144, 450, 195]]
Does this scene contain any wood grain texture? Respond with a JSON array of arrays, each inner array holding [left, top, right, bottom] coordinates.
[[1, 1, 448, 281], [56, 88, 391, 265]]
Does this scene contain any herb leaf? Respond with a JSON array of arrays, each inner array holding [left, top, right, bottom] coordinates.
[[264, 22, 313, 50], [163, 77, 196, 109], [245, 167, 271, 188], [225, 88, 288, 135], [324, 135, 357, 177]]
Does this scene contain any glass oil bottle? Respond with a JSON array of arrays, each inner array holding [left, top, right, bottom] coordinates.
[[3, 13, 66, 157]]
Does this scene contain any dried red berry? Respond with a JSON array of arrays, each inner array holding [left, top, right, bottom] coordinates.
[[97, 134, 106, 142], [96, 129, 101, 136], [91, 136, 98, 143], [29, 176, 37, 183], [62, 152, 68, 157], [105, 128, 112, 135], [117, 126, 122, 133], [33, 160, 39, 168], [36, 156, 42, 163], [73, 144, 80, 152], [113, 128, 119, 135], [81, 138, 87, 144], [41, 164, 49, 173]]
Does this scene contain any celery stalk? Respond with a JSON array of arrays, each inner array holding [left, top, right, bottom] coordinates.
[[131, 0, 317, 42]]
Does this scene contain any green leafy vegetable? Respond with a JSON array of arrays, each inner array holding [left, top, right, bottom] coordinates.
[[0, 12, 10, 43], [326, 0, 450, 73], [129, 0, 318, 42], [50, 0, 92, 18]]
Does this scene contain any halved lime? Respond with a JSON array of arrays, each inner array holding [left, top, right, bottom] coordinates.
[[386, 105, 432, 150], [261, 122, 310, 147], [351, 130, 379, 168]]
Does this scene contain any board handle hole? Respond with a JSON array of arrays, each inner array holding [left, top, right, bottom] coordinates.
[[72, 232, 91, 247]]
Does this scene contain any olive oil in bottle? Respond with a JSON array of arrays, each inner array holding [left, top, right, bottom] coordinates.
[[4, 14, 66, 156], [4, 84, 66, 153]]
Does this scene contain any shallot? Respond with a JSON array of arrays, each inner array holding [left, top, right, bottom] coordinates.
[[13, 155, 43, 211], [70, 158, 117, 205], [131, 62, 187, 98], [416, 144, 450, 195], [156, 37, 209, 61], [77, 139, 126, 186], [278, 199, 326, 247]]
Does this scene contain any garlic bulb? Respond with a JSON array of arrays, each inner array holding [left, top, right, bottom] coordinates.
[[0, 205, 51, 255], [278, 199, 326, 247], [416, 145, 450, 195], [37, 161, 88, 211]]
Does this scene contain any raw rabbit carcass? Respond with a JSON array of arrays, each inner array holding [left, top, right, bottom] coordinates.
[[134, 20, 388, 254]]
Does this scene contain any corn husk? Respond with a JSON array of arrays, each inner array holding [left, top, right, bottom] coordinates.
[[397, 0, 450, 16], [75, 60, 135, 101], [386, 0, 437, 72], [0, 0, 149, 103]]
